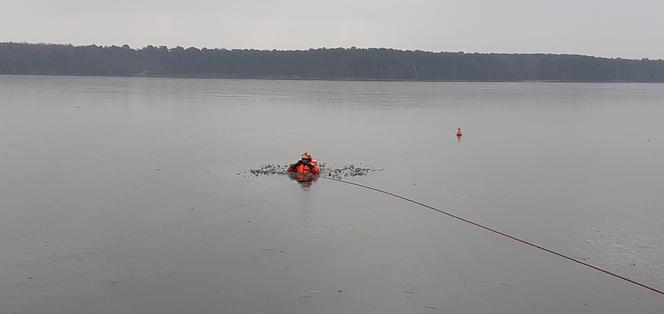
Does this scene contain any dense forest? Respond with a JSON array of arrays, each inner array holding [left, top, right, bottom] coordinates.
[[1, 42, 664, 82]]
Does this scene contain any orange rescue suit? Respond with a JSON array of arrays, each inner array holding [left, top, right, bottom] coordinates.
[[288, 159, 320, 174]]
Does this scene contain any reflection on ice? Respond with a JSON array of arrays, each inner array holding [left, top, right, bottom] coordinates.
[[287, 172, 319, 188]]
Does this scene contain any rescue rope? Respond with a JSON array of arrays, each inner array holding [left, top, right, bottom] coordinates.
[[321, 176, 664, 297]]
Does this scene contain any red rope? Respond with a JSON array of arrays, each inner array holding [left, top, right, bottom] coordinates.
[[322, 176, 664, 297]]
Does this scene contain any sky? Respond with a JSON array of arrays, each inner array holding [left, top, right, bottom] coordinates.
[[2, 0, 663, 59]]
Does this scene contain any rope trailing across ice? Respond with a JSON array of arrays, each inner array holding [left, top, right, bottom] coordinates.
[[322, 176, 664, 297]]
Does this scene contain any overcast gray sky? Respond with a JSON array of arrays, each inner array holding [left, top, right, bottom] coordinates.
[[2, 0, 662, 59]]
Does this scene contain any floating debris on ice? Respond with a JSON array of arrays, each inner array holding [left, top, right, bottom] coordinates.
[[246, 164, 290, 176], [320, 163, 383, 179], [238, 163, 382, 179]]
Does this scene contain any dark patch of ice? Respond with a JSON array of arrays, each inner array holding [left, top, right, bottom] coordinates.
[[238, 163, 383, 179]]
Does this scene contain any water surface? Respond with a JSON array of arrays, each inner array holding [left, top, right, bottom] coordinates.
[[1, 75, 663, 313]]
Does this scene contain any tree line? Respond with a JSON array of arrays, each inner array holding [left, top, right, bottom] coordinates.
[[1, 42, 663, 82]]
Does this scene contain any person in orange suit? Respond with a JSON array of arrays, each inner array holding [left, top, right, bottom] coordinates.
[[287, 152, 320, 174]]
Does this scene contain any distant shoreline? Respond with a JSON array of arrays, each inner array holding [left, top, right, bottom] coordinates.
[[3, 43, 664, 83], [2, 73, 662, 84]]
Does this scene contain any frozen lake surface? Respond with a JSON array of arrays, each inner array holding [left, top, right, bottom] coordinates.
[[1, 75, 663, 313]]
